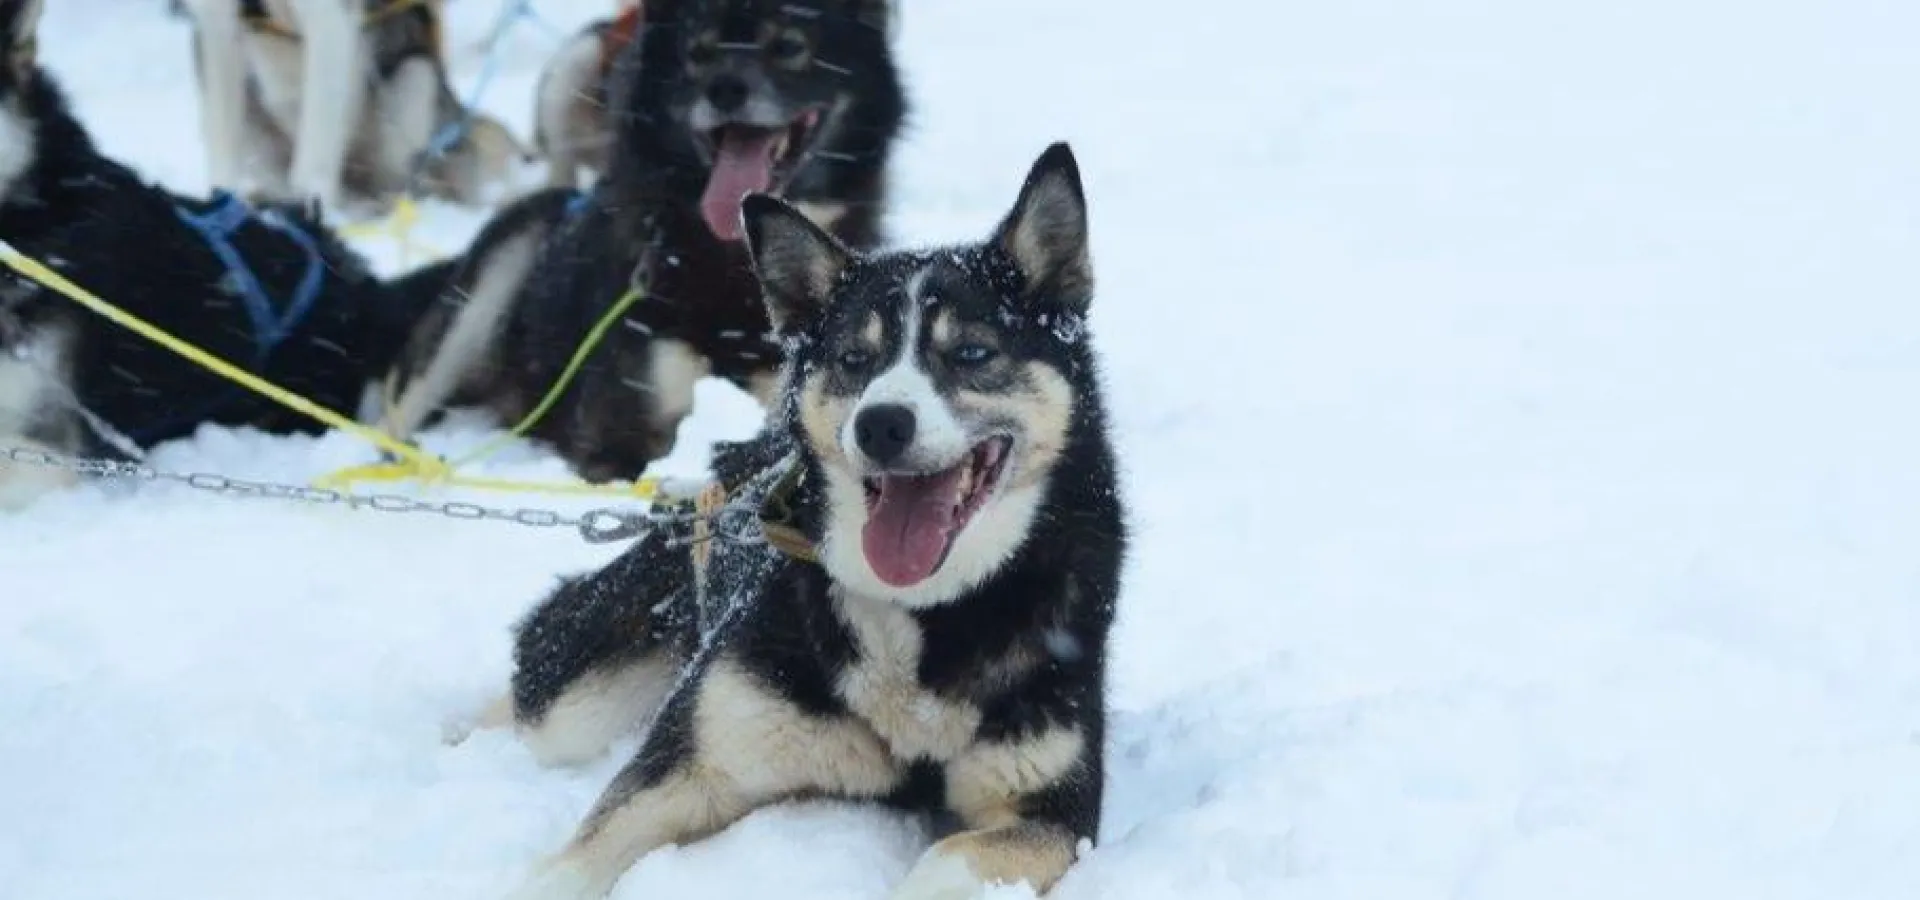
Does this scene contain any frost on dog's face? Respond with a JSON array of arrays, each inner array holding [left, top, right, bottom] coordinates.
[[742, 143, 1094, 600], [0, 0, 43, 198]]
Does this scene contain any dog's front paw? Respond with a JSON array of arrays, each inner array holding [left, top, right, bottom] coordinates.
[[501, 858, 607, 900], [890, 852, 1024, 900]]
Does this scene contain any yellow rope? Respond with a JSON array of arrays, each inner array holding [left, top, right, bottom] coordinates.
[[338, 196, 446, 269], [0, 241, 658, 501], [448, 284, 648, 469]]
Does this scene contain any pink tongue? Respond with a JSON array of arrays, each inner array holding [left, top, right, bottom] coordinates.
[[862, 467, 968, 588], [700, 128, 782, 241]]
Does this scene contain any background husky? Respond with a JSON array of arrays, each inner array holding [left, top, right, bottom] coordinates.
[[183, 0, 528, 213], [469, 144, 1126, 900], [380, 0, 906, 483], [530, 2, 642, 189], [0, 0, 428, 508]]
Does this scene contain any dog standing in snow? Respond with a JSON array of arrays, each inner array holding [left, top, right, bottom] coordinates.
[[181, 0, 527, 214]]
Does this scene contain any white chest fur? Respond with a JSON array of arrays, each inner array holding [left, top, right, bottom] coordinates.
[[831, 589, 983, 762]]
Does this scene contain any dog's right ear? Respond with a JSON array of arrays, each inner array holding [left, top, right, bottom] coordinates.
[[742, 193, 851, 334], [0, 0, 43, 79]]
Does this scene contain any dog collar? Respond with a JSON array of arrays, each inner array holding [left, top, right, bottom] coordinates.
[[756, 459, 818, 563]]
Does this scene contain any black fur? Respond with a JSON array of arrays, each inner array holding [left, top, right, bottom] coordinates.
[[388, 0, 907, 482], [499, 144, 1126, 897], [0, 10, 423, 455]]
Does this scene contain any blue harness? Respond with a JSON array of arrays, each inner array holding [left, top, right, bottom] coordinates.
[[173, 190, 326, 367], [118, 191, 327, 446]]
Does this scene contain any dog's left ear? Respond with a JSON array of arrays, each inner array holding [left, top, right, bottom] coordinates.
[[1, 0, 42, 80], [742, 193, 852, 334], [993, 141, 1093, 312]]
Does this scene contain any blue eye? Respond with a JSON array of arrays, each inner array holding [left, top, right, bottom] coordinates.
[[949, 344, 997, 366]]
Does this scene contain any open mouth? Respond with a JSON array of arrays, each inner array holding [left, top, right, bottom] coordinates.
[[697, 108, 823, 241], [858, 436, 1013, 588]]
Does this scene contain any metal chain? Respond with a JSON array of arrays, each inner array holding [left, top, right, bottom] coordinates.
[[1, 444, 660, 543]]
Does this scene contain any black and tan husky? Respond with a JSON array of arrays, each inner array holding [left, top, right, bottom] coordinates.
[[456, 144, 1127, 900]]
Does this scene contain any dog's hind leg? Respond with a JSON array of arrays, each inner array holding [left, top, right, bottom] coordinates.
[[507, 528, 695, 768], [283, 0, 364, 208], [185, 0, 249, 190], [379, 227, 540, 444], [505, 658, 900, 900]]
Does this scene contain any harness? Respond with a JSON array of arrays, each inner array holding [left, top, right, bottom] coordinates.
[[173, 191, 326, 369], [113, 191, 330, 446]]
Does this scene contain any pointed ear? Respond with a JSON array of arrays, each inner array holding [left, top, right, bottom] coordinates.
[[2, 0, 42, 79], [993, 142, 1093, 311], [742, 193, 851, 334]]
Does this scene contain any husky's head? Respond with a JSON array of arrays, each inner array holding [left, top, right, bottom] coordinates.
[[0, 0, 43, 200], [615, 0, 903, 241], [743, 143, 1096, 607]]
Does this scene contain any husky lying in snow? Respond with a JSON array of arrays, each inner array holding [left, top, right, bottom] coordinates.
[[455, 144, 1127, 900], [0, 0, 428, 509]]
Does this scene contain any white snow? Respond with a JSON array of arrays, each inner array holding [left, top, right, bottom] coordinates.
[[5, 0, 1920, 898]]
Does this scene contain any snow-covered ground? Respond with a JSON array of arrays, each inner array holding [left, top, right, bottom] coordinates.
[[5, 0, 1920, 897]]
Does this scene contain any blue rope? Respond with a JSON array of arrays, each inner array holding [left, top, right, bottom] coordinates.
[[419, 0, 548, 168], [173, 191, 326, 367]]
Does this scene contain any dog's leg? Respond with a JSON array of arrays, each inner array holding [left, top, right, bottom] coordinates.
[[369, 55, 440, 193], [185, 0, 249, 190], [891, 723, 1099, 899], [889, 823, 1082, 900], [507, 528, 692, 767], [505, 659, 899, 900], [283, 0, 363, 208], [380, 228, 541, 444]]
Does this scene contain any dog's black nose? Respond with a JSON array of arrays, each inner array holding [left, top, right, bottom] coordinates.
[[854, 404, 916, 465], [706, 75, 749, 113]]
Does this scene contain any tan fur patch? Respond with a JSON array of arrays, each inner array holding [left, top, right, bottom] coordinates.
[[945, 727, 1086, 828], [742, 371, 783, 410], [798, 374, 855, 471], [518, 656, 676, 768], [930, 308, 957, 346], [832, 590, 983, 761], [694, 660, 900, 797], [957, 362, 1074, 492], [892, 822, 1081, 899]]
